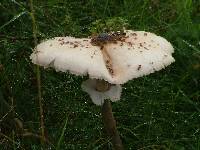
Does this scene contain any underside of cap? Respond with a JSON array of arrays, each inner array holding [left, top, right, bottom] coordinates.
[[81, 79, 122, 105], [30, 30, 175, 84]]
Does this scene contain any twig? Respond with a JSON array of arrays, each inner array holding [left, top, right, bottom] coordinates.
[[0, 106, 14, 123], [29, 0, 45, 145], [22, 132, 51, 144]]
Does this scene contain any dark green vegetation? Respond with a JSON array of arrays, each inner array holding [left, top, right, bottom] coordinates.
[[0, 0, 200, 149]]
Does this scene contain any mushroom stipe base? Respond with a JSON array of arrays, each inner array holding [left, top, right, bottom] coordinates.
[[96, 80, 124, 150]]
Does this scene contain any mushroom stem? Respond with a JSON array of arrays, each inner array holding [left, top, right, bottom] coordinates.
[[95, 80, 123, 150], [95, 79, 111, 92], [102, 100, 123, 150]]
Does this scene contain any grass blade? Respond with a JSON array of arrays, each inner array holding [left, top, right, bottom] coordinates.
[[29, 0, 45, 145], [56, 115, 68, 150], [0, 11, 27, 31]]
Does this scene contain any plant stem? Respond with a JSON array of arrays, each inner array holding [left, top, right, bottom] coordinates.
[[95, 80, 123, 150], [29, 0, 45, 144]]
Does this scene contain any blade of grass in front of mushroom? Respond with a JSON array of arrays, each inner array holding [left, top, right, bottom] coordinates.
[[29, 0, 45, 145]]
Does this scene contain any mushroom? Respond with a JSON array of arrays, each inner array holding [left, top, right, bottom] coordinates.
[[30, 30, 175, 149], [31, 30, 174, 104]]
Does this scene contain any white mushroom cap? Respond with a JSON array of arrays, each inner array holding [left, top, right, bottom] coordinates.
[[30, 37, 113, 81], [104, 30, 175, 84], [30, 30, 175, 84], [81, 79, 122, 105]]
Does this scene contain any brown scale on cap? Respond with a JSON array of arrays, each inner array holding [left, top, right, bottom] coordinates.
[[131, 33, 137, 36], [60, 41, 65, 45], [164, 55, 168, 57], [137, 65, 142, 71], [58, 38, 64, 41], [74, 41, 79, 44], [65, 41, 69, 44], [33, 49, 41, 54], [127, 42, 133, 47], [74, 44, 78, 48], [90, 50, 98, 59]]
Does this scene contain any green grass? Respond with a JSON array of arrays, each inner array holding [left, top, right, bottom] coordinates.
[[0, 0, 200, 149]]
